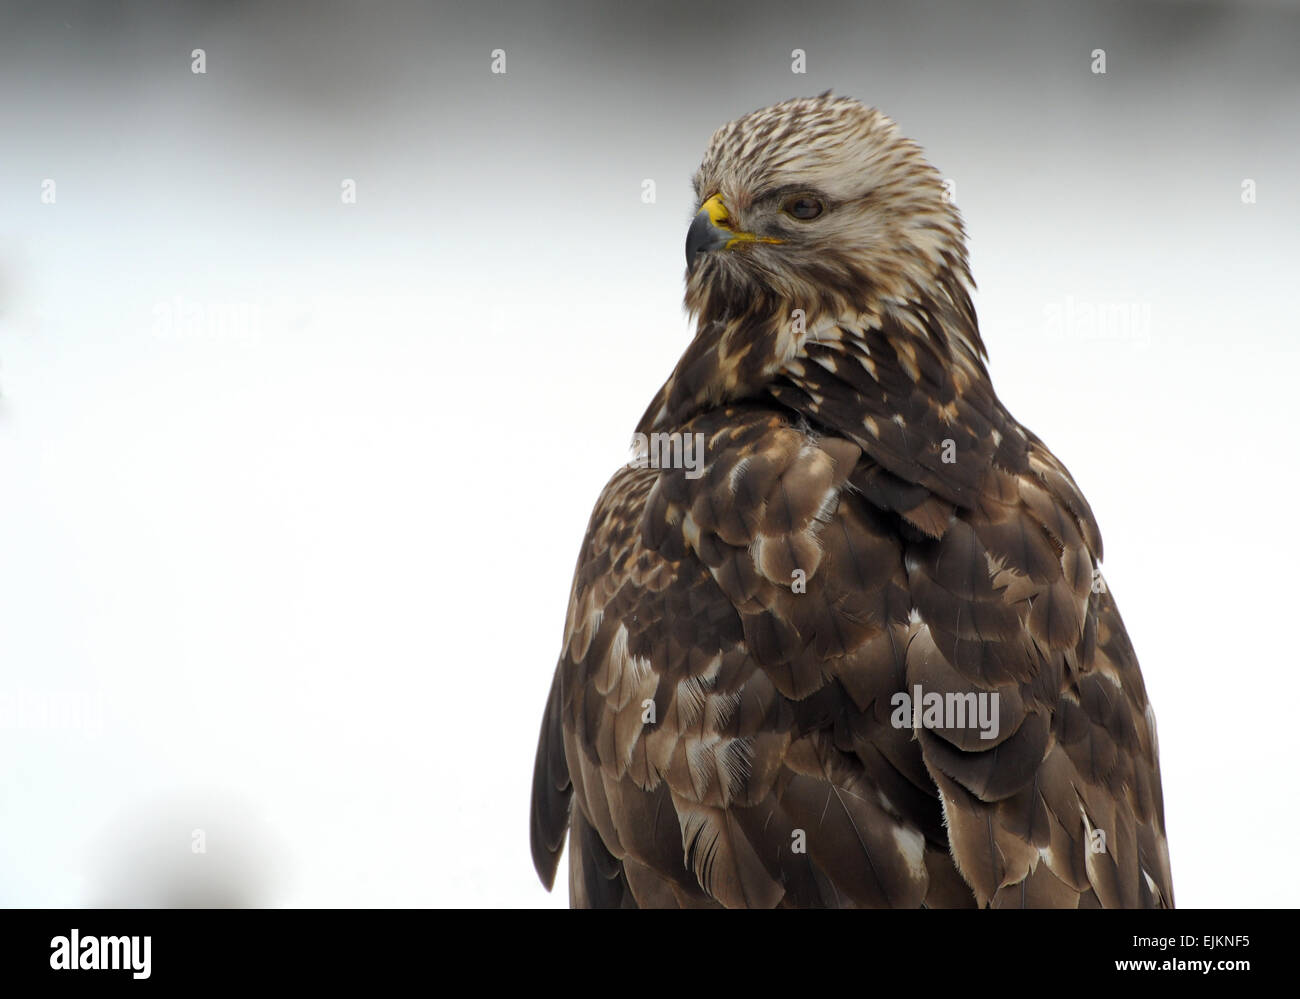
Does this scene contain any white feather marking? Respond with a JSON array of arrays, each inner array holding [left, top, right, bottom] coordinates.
[[892, 824, 927, 882], [728, 456, 752, 494]]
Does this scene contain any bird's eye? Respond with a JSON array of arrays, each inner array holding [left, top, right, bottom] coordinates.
[[782, 195, 824, 220]]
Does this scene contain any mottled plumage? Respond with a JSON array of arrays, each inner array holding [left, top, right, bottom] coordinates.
[[530, 94, 1173, 908]]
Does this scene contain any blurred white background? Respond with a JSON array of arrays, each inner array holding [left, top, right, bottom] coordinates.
[[1, 0, 1297, 907]]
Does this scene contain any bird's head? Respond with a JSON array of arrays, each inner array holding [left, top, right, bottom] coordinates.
[[637, 94, 985, 436], [684, 94, 972, 330]]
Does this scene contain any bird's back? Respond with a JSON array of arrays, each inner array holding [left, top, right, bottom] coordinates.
[[530, 395, 1173, 908]]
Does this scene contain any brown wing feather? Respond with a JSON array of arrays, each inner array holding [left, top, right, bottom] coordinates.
[[766, 304, 1173, 908], [531, 374, 1171, 907], [531, 407, 965, 907]]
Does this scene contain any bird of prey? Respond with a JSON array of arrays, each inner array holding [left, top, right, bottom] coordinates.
[[529, 94, 1173, 909]]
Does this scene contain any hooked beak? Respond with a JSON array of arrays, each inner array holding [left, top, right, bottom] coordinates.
[[685, 194, 782, 267]]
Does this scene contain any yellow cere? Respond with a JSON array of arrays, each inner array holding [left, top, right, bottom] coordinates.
[[699, 194, 784, 248]]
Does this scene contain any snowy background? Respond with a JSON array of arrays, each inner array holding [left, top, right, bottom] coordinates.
[[1, 0, 1297, 907]]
